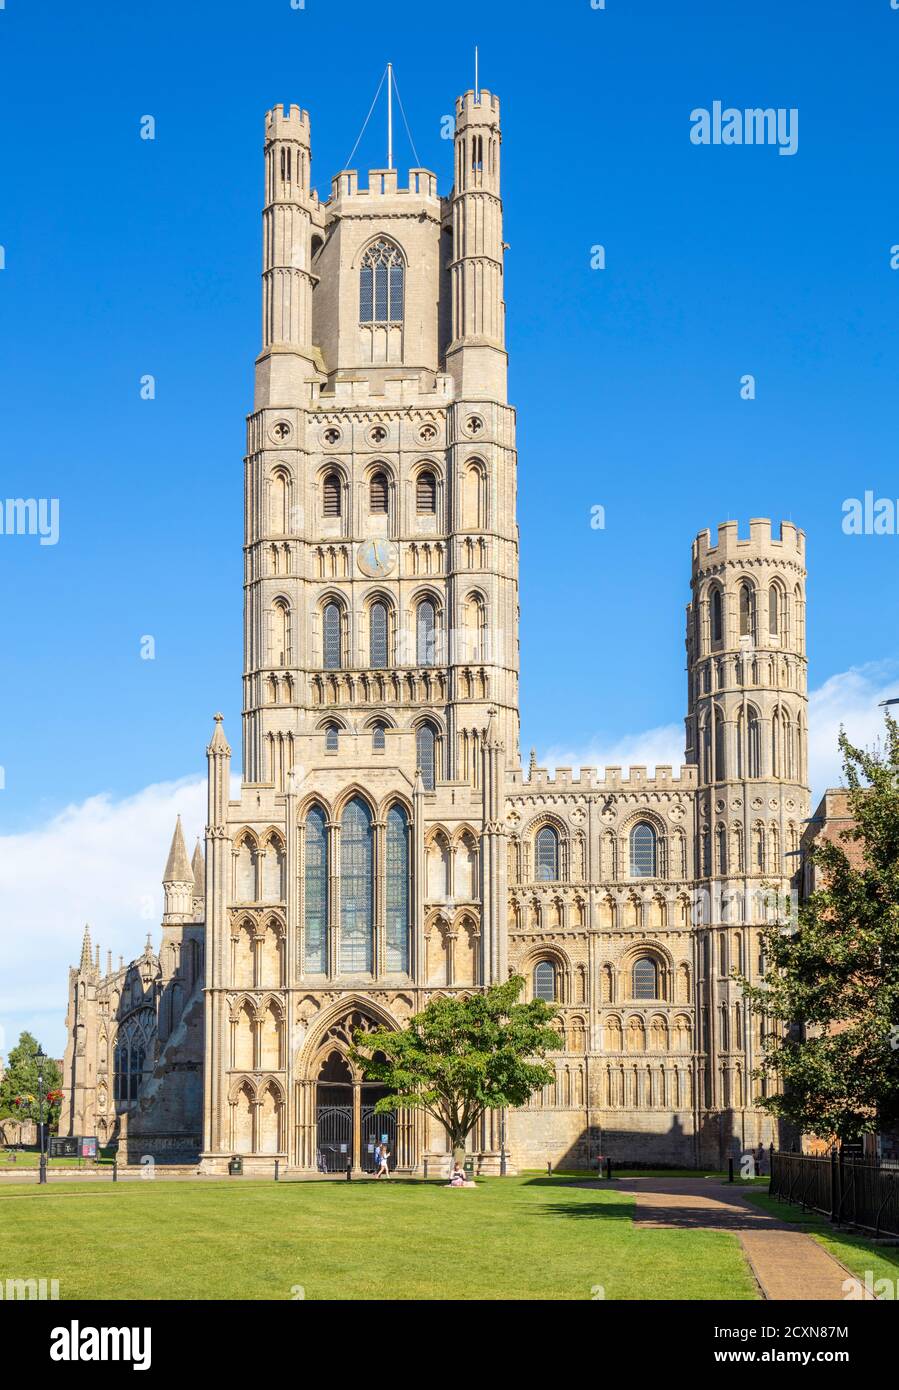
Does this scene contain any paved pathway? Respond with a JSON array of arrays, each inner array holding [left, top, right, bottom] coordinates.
[[599, 1176, 875, 1300]]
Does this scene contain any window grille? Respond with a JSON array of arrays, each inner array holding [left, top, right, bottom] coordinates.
[[630, 823, 657, 877], [304, 805, 328, 972], [340, 797, 373, 972]]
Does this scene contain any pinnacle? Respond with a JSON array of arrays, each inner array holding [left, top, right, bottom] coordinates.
[[208, 712, 231, 757], [191, 840, 205, 901], [163, 816, 193, 884]]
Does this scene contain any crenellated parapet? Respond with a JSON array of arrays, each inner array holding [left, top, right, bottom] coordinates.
[[692, 518, 805, 580]]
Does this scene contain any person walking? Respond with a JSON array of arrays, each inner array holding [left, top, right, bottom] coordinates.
[[376, 1141, 391, 1179]]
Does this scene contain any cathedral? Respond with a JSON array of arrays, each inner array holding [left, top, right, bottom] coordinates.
[[60, 82, 809, 1172]]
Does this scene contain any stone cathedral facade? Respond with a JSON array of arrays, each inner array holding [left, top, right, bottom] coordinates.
[[61, 84, 809, 1172]]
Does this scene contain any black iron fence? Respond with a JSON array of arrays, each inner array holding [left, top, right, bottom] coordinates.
[[770, 1149, 899, 1238]]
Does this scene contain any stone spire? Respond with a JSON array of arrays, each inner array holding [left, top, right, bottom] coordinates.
[[163, 816, 195, 920], [79, 923, 93, 972], [164, 816, 193, 884]]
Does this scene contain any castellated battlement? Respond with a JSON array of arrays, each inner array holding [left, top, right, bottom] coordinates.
[[327, 167, 439, 204], [507, 764, 698, 791], [265, 104, 311, 141], [455, 89, 501, 124], [692, 518, 805, 576]]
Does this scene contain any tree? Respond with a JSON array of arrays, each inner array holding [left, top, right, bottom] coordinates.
[[0, 1031, 63, 1127], [741, 716, 899, 1142], [349, 976, 560, 1155]]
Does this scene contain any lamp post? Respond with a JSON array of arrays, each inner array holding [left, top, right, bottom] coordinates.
[[878, 699, 899, 707], [499, 1107, 507, 1176], [36, 1050, 47, 1184]]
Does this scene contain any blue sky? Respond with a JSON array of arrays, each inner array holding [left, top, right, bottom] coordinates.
[[1, 0, 898, 832], [1, 0, 899, 1053]]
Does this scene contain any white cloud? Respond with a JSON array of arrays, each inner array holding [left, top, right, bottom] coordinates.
[[0, 776, 209, 1060], [807, 660, 899, 798]]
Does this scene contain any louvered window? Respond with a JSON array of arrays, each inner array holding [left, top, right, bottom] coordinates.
[[323, 473, 341, 517], [370, 471, 388, 514], [416, 470, 436, 513]]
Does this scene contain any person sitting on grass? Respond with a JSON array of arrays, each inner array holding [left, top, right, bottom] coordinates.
[[449, 1160, 466, 1187]]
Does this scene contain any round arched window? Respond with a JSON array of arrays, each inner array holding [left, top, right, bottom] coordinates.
[[534, 960, 556, 1002]]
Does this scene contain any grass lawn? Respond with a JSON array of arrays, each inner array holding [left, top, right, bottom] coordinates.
[[0, 1175, 758, 1301], [740, 1188, 899, 1292]]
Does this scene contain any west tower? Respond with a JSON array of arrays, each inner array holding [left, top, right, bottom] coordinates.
[[243, 91, 519, 793]]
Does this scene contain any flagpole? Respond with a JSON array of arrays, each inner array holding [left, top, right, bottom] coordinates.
[[387, 62, 393, 169]]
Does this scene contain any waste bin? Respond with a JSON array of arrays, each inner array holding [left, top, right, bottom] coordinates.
[[228, 1155, 243, 1176]]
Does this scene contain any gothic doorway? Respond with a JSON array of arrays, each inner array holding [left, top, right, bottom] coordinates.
[[361, 1083, 397, 1173], [314, 1048, 399, 1173], [316, 1051, 353, 1173]]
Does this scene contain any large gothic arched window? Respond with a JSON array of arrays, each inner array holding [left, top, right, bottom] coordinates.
[[304, 805, 328, 973], [360, 239, 405, 324], [385, 804, 410, 972], [340, 797, 374, 972]]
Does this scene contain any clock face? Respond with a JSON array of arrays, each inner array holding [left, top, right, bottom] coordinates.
[[357, 538, 398, 578]]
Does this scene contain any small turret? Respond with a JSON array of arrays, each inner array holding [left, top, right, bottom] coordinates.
[[163, 816, 195, 920], [447, 88, 506, 399]]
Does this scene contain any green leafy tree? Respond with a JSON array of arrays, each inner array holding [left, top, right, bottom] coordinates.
[[349, 976, 560, 1154], [0, 1031, 63, 1127], [741, 717, 899, 1142]]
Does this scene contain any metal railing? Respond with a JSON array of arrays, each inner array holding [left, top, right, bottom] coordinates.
[[770, 1148, 899, 1238]]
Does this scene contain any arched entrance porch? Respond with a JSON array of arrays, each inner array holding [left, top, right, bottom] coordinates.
[[294, 1003, 417, 1173], [314, 1049, 396, 1173]]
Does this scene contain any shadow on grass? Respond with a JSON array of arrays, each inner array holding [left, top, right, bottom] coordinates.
[[534, 1199, 634, 1222]]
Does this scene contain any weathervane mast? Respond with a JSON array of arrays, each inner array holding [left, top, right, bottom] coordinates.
[[475, 45, 479, 101]]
